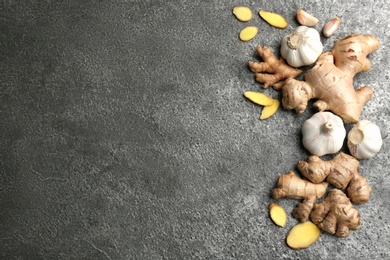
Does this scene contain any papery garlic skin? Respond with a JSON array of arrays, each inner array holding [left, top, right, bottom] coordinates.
[[348, 120, 383, 159], [280, 26, 323, 67], [302, 112, 346, 156]]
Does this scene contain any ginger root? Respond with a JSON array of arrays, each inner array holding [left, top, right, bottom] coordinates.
[[286, 221, 321, 250], [269, 202, 287, 227], [272, 171, 328, 222], [310, 189, 360, 237], [297, 152, 372, 204], [248, 46, 302, 89], [250, 34, 380, 123]]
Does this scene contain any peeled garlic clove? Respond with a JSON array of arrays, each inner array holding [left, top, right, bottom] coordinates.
[[347, 120, 383, 159], [302, 112, 346, 156], [323, 18, 340, 38], [296, 9, 319, 26]]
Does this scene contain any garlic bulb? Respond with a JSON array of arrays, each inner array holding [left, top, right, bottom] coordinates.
[[280, 26, 323, 67], [347, 120, 383, 159], [302, 112, 346, 156]]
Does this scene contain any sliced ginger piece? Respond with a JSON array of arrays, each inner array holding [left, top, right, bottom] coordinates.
[[233, 6, 253, 22], [260, 98, 280, 120], [269, 202, 287, 227], [239, 26, 258, 42], [244, 91, 274, 106], [286, 221, 321, 250], [259, 10, 288, 29]]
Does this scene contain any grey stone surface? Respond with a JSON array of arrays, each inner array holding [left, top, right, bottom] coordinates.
[[1, 0, 389, 259]]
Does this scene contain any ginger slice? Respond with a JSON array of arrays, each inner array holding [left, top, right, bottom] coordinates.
[[269, 202, 287, 227], [286, 221, 321, 250], [259, 10, 288, 29], [233, 6, 253, 22], [260, 98, 280, 120], [244, 91, 274, 106], [239, 26, 258, 42]]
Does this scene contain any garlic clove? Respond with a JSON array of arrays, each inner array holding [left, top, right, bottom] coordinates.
[[323, 18, 341, 38], [348, 120, 382, 159], [296, 9, 319, 27], [302, 112, 346, 156]]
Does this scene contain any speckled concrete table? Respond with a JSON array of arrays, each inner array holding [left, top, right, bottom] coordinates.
[[1, 1, 389, 259]]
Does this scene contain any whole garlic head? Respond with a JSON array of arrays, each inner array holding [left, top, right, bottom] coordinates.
[[347, 120, 383, 159], [280, 26, 323, 67], [302, 112, 346, 156]]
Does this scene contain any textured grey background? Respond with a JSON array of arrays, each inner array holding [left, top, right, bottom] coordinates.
[[1, 0, 389, 259]]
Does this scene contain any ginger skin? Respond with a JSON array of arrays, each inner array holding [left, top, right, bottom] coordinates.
[[272, 171, 328, 222], [310, 189, 360, 237], [250, 34, 380, 123], [297, 152, 372, 204]]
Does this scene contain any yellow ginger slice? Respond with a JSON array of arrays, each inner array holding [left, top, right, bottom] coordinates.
[[269, 202, 287, 227], [259, 10, 288, 29], [244, 91, 274, 106], [233, 6, 253, 22], [239, 26, 258, 42], [260, 98, 280, 120], [244, 91, 280, 119], [286, 221, 321, 250]]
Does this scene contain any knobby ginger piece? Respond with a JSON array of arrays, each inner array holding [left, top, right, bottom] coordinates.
[[272, 171, 328, 222], [269, 202, 287, 227], [248, 46, 302, 89], [297, 152, 372, 204], [310, 189, 360, 237], [239, 26, 258, 42], [259, 10, 288, 29], [244, 91, 274, 106], [233, 6, 253, 22], [260, 98, 280, 120], [286, 221, 321, 250]]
